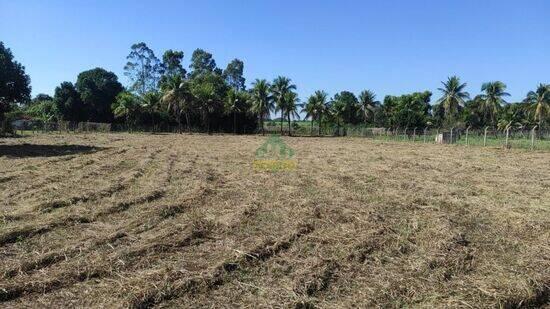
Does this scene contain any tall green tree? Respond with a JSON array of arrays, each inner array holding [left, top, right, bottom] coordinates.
[[75, 68, 123, 122], [190, 72, 226, 133], [141, 91, 162, 128], [112, 91, 141, 128], [271, 76, 296, 135], [160, 50, 186, 88], [223, 59, 246, 91], [250, 79, 273, 135], [162, 50, 186, 77], [523, 84, 550, 128], [124, 42, 163, 95], [302, 90, 328, 135], [283, 91, 301, 136], [54, 82, 85, 121], [161, 74, 192, 132], [329, 96, 346, 135], [189, 49, 219, 78], [332, 91, 359, 135], [479, 81, 510, 127], [392, 91, 431, 128], [0, 41, 31, 124], [358, 90, 379, 127], [436, 76, 470, 124], [225, 88, 249, 134]]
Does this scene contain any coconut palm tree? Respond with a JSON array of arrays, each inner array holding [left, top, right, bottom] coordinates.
[[225, 88, 239, 134], [479, 81, 510, 127], [284, 91, 301, 136], [225, 88, 249, 134], [302, 90, 328, 135], [161, 74, 192, 133], [437, 76, 470, 123], [113, 91, 141, 129], [250, 79, 273, 135], [313, 90, 328, 135], [358, 90, 379, 127], [330, 97, 347, 136], [141, 91, 161, 131], [302, 95, 317, 134], [271, 76, 296, 135], [523, 84, 550, 128]]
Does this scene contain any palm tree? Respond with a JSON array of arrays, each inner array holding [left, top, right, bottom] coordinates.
[[113, 91, 141, 129], [302, 90, 328, 135], [250, 79, 273, 135], [358, 90, 379, 127], [192, 82, 216, 134], [437, 76, 470, 123], [225, 88, 239, 134], [524, 84, 550, 128], [271, 76, 296, 135], [330, 97, 346, 136], [225, 89, 249, 134], [314, 90, 328, 135], [161, 74, 192, 133], [284, 91, 301, 136], [141, 91, 161, 131], [302, 95, 317, 134], [479, 81, 510, 126]]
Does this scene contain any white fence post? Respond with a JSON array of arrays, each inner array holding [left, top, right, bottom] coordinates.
[[483, 126, 489, 147], [465, 126, 471, 146]]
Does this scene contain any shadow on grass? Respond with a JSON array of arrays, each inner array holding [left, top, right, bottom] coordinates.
[[0, 144, 104, 158]]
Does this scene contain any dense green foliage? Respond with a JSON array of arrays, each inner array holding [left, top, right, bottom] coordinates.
[[0, 42, 31, 124], [4, 40, 549, 133]]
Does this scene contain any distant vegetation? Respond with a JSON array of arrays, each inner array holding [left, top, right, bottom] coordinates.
[[1, 41, 549, 135]]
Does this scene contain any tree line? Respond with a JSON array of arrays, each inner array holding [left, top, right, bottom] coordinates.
[[1, 41, 549, 135]]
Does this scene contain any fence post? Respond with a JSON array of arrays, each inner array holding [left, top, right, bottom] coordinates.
[[505, 126, 510, 149], [465, 126, 471, 146], [413, 127, 417, 141], [450, 127, 454, 144], [483, 126, 489, 147], [404, 127, 408, 140], [531, 125, 538, 150]]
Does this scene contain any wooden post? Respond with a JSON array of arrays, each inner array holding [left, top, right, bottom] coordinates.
[[404, 127, 408, 140], [483, 126, 489, 147], [413, 127, 417, 141], [505, 126, 510, 148], [450, 127, 454, 144], [465, 126, 470, 146], [531, 126, 537, 150]]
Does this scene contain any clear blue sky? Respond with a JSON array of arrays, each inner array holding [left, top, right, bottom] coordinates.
[[1, 0, 549, 103]]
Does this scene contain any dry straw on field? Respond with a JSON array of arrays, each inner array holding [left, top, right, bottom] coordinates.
[[0, 133, 548, 308]]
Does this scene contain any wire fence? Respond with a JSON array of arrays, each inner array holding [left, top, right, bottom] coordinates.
[[5, 120, 550, 151]]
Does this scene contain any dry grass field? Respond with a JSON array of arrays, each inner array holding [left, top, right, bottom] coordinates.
[[0, 133, 549, 308]]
